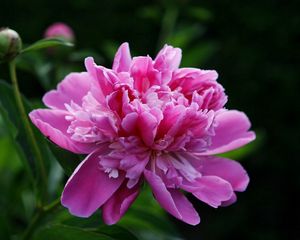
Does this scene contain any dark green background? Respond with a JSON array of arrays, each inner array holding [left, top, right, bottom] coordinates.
[[1, 0, 299, 239]]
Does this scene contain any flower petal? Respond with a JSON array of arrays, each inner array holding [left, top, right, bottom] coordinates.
[[201, 110, 256, 155], [144, 169, 200, 225], [221, 193, 237, 207], [102, 181, 140, 225], [138, 111, 159, 146], [43, 72, 94, 110], [154, 44, 182, 71], [61, 149, 125, 217], [182, 176, 233, 208], [29, 109, 97, 154], [113, 42, 132, 72], [199, 156, 249, 192]]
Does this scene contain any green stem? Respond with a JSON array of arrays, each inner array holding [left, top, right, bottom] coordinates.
[[9, 60, 48, 201], [22, 198, 61, 240]]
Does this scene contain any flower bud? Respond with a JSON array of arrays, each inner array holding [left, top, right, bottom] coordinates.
[[44, 22, 75, 42], [0, 28, 22, 62]]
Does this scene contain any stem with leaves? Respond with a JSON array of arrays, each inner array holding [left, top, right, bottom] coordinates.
[[9, 60, 48, 203], [22, 198, 61, 240]]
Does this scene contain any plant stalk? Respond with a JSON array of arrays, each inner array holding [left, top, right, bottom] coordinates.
[[9, 60, 48, 202], [22, 198, 61, 240]]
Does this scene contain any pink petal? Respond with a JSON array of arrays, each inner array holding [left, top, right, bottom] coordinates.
[[170, 68, 218, 92], [29, 109, 97, 154], [43, 72, 94, 110], [138, 111, 159, 146], [144, 170, 200, 225], [102, 182, 140, 225], [154, 44, 182, 71], [221, 193, 237, 207], [113, 42, 132, 73], [61, 149, 125, 217], [201, 110, 256, 155], [182, 176, 233, 208], [84, 57, 116, 99], [199, 156, 250, 192], [121, 112, 138, 134], [130, 56, 160, 92]]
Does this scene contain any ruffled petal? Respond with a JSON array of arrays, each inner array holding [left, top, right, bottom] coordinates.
[[102, 181, 140, 225], [182, 176, 233, 208], [113, 42, 132, 73], [199, 156, 249, 192], [61, 149, 125, 217], [85, 57, 117, 99], [201, 110, 256, 155], [144, 169, 200, 225], [130, 56, 160, 92], [43, 72, 94, 110], [154, 44, 182, 71], [29, 109, 97, 154]]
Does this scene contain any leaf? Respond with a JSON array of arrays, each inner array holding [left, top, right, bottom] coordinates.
[[187, 7, 213, 21], [33, 224, 138, 240], [0, 80, 56, 182], [0, 79, 80, 177], [33, 225, 114, 240], [181, 42, 218, 67], [48, 143, 80, 176], [166, 24, 204, 48], [118, 186, 182, 240], [22, 38, 74, 53], [96, 225, 138, 240]]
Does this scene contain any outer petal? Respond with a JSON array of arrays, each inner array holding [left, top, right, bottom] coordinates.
[[102, 181, 140, 225], [144, 170, 200, 225], [29, 109, 97, 154], [201, 110, 256, 155], [221, 193, 237, 207], [182, 176, 233, 208], [61, 149, 125, 217], [199, 156, 249, 192], [113, 42, 132, 72], [43, 72, 93, 110]]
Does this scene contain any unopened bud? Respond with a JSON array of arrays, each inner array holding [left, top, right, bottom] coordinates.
[[44, 22, 75, 42], [0, 28, 22, 62]]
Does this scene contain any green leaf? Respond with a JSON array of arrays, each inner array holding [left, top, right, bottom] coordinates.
[[48, 144, 80, 176], [118, 186, 182, 240], [33, 225, 114, 240], [22, 38, 74, 53], [0, 80, 56, 182], [181, 42, 218, 67], [33, 224, 138, 240], [96, 225, 138, 240]]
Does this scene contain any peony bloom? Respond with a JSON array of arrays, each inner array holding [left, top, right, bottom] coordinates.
[[29, 43, 255, 225], [44, 22, 75, 42]]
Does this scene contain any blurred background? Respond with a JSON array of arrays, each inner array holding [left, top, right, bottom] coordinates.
[[0, 0, 299, 239]]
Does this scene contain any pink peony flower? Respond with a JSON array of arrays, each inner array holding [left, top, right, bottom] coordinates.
[[29, 43, 255, 225], [44, 22, 75, 42]]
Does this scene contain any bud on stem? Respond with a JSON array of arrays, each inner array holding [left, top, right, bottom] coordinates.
[[0, 28, 22, 62]]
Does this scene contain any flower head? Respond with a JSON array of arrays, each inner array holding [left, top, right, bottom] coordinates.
[[44, 22, 75, 42], [30, 43, 255, 225]]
